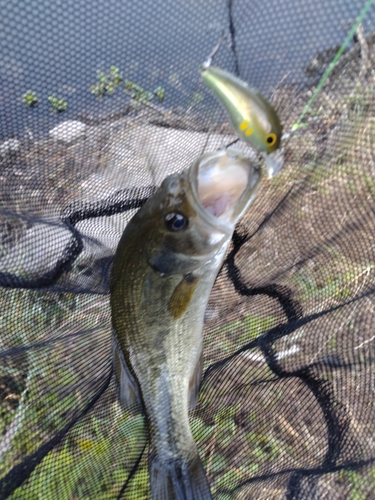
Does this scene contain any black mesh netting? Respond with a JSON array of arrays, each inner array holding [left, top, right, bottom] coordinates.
[[1, 0, 375, 498]]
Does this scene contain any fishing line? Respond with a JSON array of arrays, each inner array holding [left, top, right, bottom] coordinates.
[[200, 10, 375, 176], [292, 0, 375, 132]]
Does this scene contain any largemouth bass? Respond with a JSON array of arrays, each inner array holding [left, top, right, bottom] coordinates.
[[201, 65, 284, 178], [110, 148, 262, 500]]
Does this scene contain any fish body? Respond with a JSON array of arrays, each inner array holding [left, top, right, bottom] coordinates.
[[110, 148, 261, 500], [201, 65, 284, 178]]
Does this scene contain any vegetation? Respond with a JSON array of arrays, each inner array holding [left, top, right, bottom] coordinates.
[[48, 95, 68, 113], [153, 86, 165, 102], [124, 80, 153, 102], [89, 66, 166, 106], [22, 91, 38, 108], [22, 91, 67, 112], [90, 66, 123, 99]]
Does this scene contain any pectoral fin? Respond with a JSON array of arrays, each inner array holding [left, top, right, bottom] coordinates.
[[168, 274, 199, 320], [112, 330, 142, 412], [189, 352, 203, 410]]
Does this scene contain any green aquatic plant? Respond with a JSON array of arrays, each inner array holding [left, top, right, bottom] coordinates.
[[48, 95, 68, 113], [22, 91, 38, 108], [124, 80, 153, 102], [154, 86, 165, 102], [90, 66, 123, 98]]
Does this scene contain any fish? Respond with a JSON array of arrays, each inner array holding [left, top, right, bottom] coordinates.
[[110, 147, 262, 500], [201, 65, 284, 178]]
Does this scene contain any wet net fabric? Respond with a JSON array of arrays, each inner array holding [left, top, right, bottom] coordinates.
[[1, 0, 375, 498]]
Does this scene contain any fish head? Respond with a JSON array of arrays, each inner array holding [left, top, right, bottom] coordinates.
[[144, 148, 261, 276]]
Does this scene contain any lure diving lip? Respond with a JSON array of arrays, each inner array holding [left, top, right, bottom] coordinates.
[[200, 65, 284, 178]]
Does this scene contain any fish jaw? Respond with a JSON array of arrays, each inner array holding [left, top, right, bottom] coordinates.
[[189, 148, 261, 229]]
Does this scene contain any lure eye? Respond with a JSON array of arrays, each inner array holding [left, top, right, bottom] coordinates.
[[165, 212, 188, 231], [266, 133, 277, 146]]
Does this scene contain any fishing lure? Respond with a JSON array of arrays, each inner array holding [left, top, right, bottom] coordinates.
[[201, 64, 284, 178]]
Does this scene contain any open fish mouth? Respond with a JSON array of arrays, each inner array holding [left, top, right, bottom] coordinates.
[[190, 148, 261, 228]]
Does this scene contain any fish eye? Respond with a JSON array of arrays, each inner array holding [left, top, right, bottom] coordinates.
[[266, 133, 277, 146], [165, 212, 188, 231]]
